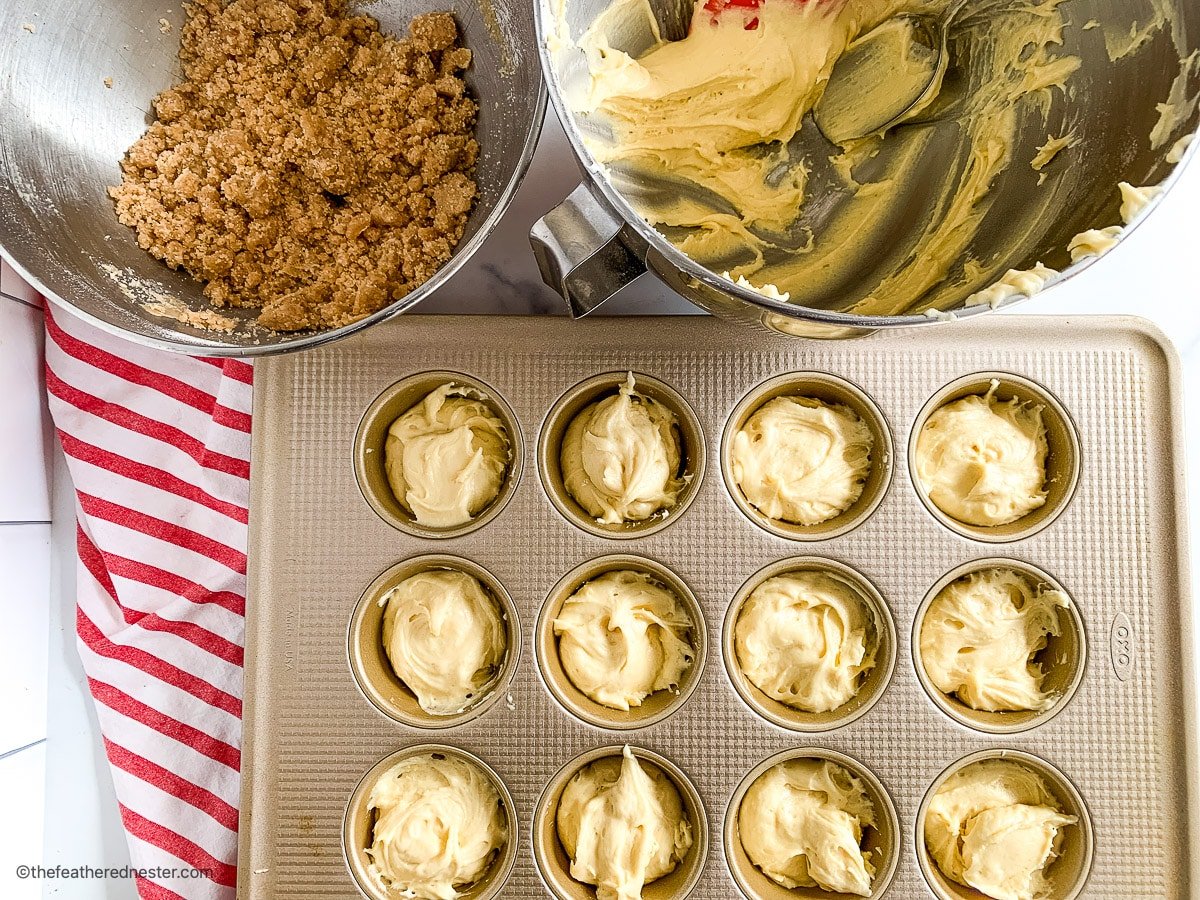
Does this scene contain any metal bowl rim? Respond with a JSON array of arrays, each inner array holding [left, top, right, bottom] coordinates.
[[532, 0, 1199, 328], [0, 67, 548, 357]]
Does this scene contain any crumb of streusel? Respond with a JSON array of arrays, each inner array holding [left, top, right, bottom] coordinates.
[[144, 298, 239, 333], [109, 0, 478, 332]]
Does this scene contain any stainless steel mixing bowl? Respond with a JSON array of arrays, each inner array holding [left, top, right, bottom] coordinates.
[[0, 0, 544, 356], [531, 0, 1200, 337]]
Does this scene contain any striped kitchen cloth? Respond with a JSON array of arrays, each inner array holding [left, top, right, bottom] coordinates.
[[43, 296, 251, 900]]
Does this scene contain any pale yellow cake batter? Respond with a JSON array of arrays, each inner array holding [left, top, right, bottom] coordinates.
[[561, 374, 685, 524], [914, 383, 1048, 527], [920, 567, 1068, 712], [556, 746, 693, 900], [735, 570, 877, 713], [553, 569, 695, 710], [1068, 181, 1168, 262], [367, 753, 507, 899], [925, 759, 1077, 900], [731, 395, 874, 526], [562, 0, 1087, 315], [381, 569, 507, 715], [385, 384, 510, 528], [739, 758, 878, 896]]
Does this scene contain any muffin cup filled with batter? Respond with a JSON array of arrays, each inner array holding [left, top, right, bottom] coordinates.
[[913, 559, 1086, 735], [724, 747, 900, 900], [348, 555, 520, 729], [539, 372, 705, 539], [342, 744, 517, 900], [916, 750, 1093, 900], [354, 372, 523, 539], [536, 555, 706, 730], [723, 557, 896, 732], [533, 745, 708, 900], [909, 374, 1080, 543], [722, 373, 893, 541]]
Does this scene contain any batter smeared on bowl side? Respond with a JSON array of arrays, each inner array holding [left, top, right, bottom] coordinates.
[[557, 0, 1094, 315]]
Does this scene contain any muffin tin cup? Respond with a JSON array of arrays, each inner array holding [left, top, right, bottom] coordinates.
[[912, 558, 1087, 735], [342, 744, 518, 900], [724, 747, 901, 900], [908, 372, 1081, 543], [353, 371, 524, 539], [721, 372, 894, 541], [535, 554, 708, 730], [915, 749, 1095, 900], [722, 557, 897, 733], [538, 372, 706, 539], [532, 745, 709, 900], [348, 555, 521, 729]]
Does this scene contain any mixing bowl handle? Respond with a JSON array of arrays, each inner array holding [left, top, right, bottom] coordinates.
[[529, 182, 646, 317]]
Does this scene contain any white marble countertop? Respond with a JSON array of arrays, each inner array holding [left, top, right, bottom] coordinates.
[[1, 111, 1197, 900]]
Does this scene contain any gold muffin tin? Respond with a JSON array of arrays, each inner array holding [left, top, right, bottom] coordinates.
[[907, 372, 1082, 544], [341, 743, 519, 900], [537, 371, 707, 540], [910, 558, 1087, 736], [534, 554, 708, 731], [347, 554, 522, 730], [721, 557, 897, 734], [532, 745, 710, 900], [914, 749, 1095, 900], [238, 315, 1196, 899], [721, 372, 894, 542], [723, 747, 902, 900], [353, 370, 524, 540]]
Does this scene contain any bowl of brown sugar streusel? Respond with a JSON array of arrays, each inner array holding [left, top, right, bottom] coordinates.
[[0, 0, 545, 355]]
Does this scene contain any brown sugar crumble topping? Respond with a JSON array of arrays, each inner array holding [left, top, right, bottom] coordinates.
[[109, 0, 479, 332]]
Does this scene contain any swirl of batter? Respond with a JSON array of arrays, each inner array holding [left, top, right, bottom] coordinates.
[[925, 760, 1077, 900], [382, 569, 507, 715], [735, 571, 877, 713], [560, 374, 686, 525], [920, 567, 1068, 712], [553, 570, 695, 711], [367, 753, 507, 900], [568, 0, 1086, 317], [556, 746, 693, 900], [739, 758, 878, 896], [914, 383, 1048, 527], [732, 396, 874, 526], [385, 384, 511, 528]]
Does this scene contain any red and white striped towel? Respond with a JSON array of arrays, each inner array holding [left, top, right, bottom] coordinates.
[[43, 297, 251, 900]]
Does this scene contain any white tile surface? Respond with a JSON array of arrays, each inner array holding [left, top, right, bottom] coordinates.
[[419, 116, 705, 317], [0, 742, 47, 900], [1, 259, 41, 307], [0, 524, 50, 756], [0, 298, 51, 522], [1001, 153, 1200, 340]]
